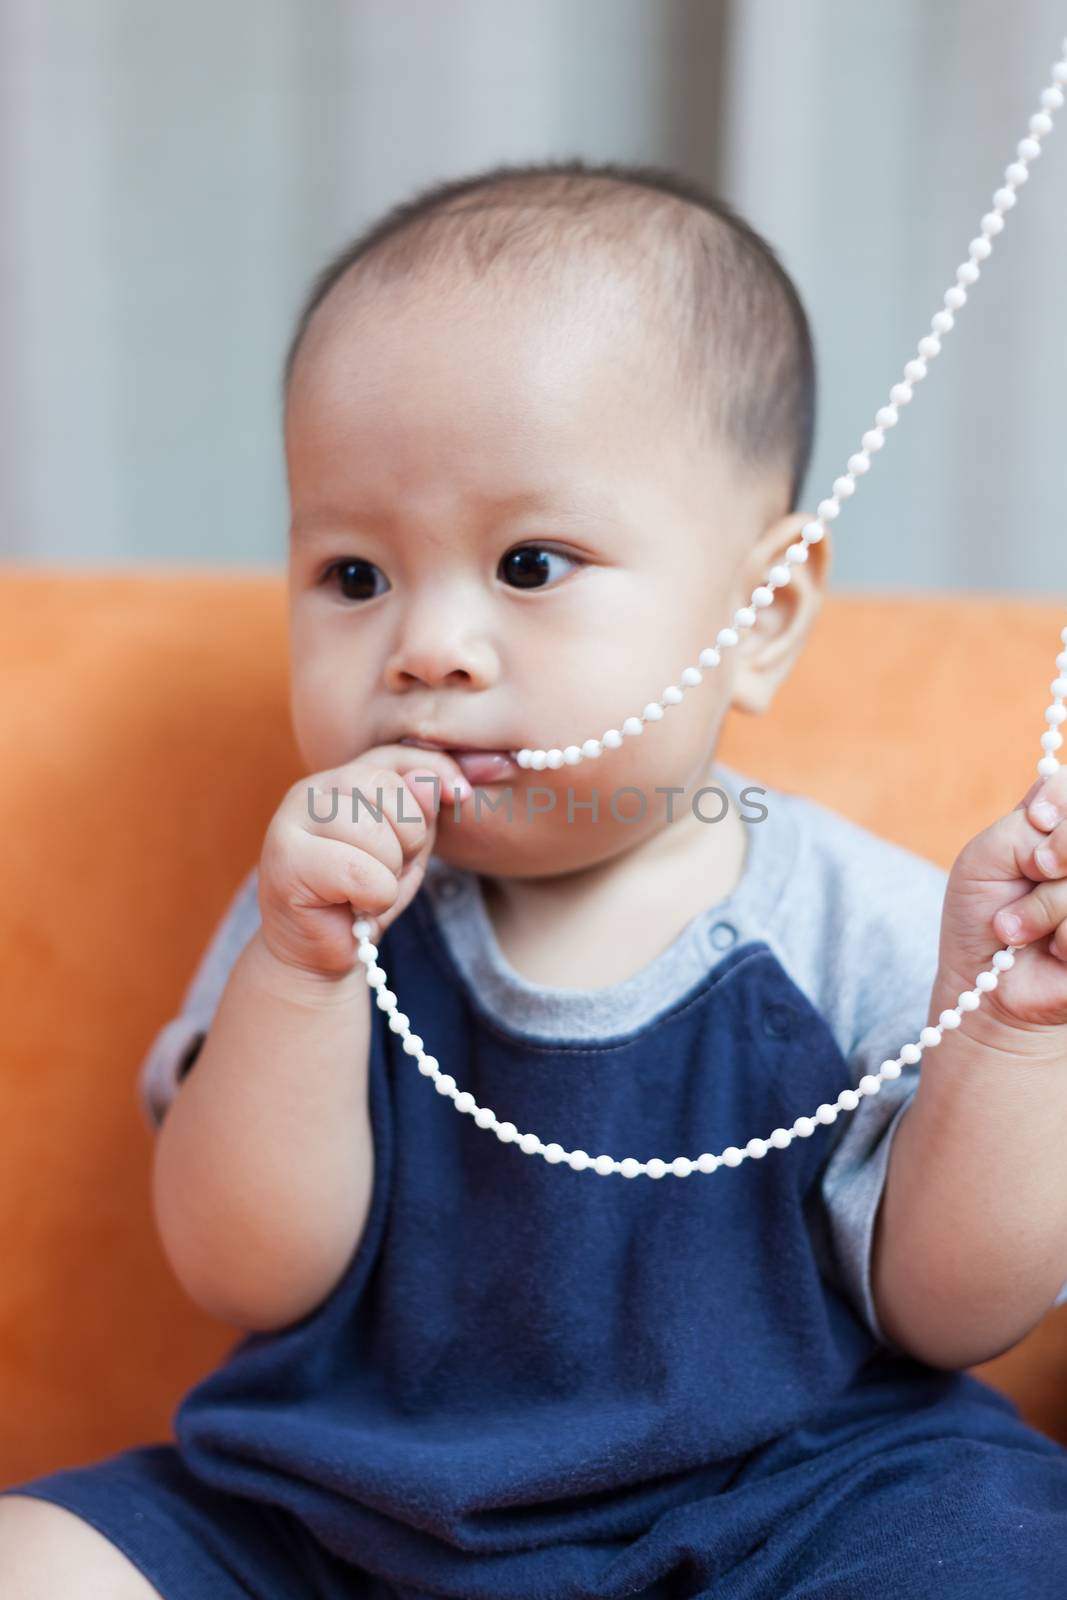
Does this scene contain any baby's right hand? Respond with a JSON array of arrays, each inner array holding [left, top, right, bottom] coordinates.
[[257, 745, 470, 978]]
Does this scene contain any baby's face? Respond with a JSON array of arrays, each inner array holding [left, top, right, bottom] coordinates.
[[285, 271, 819, 878]]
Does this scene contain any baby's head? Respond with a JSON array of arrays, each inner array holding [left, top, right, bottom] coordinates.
[[282, 159, 827, 879]]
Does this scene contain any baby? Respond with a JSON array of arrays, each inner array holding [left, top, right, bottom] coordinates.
[[4, 158, 1067, 1599]]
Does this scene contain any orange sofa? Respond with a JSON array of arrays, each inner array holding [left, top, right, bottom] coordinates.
[[1, 569, 1065, 1493]]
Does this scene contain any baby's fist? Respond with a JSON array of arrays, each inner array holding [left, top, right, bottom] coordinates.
[[257, 745, 469, 979]]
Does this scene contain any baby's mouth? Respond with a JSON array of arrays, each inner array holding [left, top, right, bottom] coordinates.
[[398, 739, 519, 788]]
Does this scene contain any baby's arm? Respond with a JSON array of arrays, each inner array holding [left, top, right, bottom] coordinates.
[[151, 929, 375, 1332], [151, 746, 466, 1333], [872, 770, 1067, 1368]]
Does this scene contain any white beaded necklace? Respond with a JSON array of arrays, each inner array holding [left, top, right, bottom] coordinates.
[[352, 42, 1067, 1179]]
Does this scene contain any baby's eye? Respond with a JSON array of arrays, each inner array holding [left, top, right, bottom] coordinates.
[[322, 558, 389, 603], [499, 544, 582, 591]]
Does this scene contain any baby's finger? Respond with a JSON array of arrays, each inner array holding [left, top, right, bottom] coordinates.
[[994, 872, 1067, 951], [1023, 768, 1067, 831]]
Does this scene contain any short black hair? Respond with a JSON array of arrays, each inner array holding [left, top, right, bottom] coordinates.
[[281, 157, 816, 512]]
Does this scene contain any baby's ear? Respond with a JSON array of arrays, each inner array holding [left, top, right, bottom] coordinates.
[[728, 511, 831, 715]]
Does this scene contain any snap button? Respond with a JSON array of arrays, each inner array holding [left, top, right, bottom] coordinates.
[[707, 920, 738, 951], [763, 1003, 792, 1039]]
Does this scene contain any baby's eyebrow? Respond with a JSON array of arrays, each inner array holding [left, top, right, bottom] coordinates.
[[290, 485, 620, 539]]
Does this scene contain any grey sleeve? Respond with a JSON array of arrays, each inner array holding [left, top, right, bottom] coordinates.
[[822, 977, 1067, 1355], [138, 865, 261, 1132]]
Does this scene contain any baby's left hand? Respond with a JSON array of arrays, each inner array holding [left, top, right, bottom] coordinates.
[[936, 769, 1067, 1044]]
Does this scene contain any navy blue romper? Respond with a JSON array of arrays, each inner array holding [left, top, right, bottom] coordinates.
[[5, 877, 1067, 1598]]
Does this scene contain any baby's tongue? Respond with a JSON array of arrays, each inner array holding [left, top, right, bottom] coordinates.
[[451, 749, 516, 787]]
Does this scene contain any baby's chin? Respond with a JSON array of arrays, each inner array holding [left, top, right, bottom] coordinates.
[[428, 796, 656, 880]]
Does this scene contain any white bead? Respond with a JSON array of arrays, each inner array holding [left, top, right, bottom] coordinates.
[[802, 521, 824, 543], [958, 991, 981, 1011], [402, 1033, 423, 1054], [646, 1158, 668, 1179], [641, 705, 664, 722], [474, 1106, 495, 1127], [769, 1128, 792, 1149], [990, 190, 1015, 214], [593, 1154, 614, 1175], [1018, 138, 1041, 161], [1005, 162, 1029, 186], [733, 607, 756, 630], [944, 286, 967, 311], [1040, 85, 1064, 109], [768, 566, 791, 587], [838, 1089, 860, 1111], [863, 429, 886, 454], [890, 382, 913, 405], [786, 543, 809, 564], [976, 970, 999, 991], [417, 1053, 437, 1074], [792, 1117, 815, 1138], [939, 1009, 962, 1030], [698, 648, 721, 668], [519, 1132, 541, 1154], [904, 358, 928, 382], [670, 1157, 693, 1176], [746, 1137, 768, 1159], [815, 1103, 838, 1124], [920, 1026, 942, 1048], [1039, 756, 1061, 777], [1057, 650, 1067, 670], [1046, 704, 1067, 724], [619, 1158, 641, 1178], [899, 1043, 921, 1065], [917, 336, 941, 359], [752, 585, 775, 607], [622, 716, 644, 736], [1053, 61, 1067, 85], [992, 950, 1015, 970], [817, 499, 840, 521], [581, 738, 602, 758], [545, 748, 564, 768], [679, 666, 703, 687], [858, 1075, 882, 1096], [454, 1091, 476, 1114], [540, 1142, 563, 1164], [721, 1146, 743, 1167], [1041, 730, 1063, 751], [969, 235, 993, 259], [956, 260, 980, 285], [847, 452, 870, 475], [563, 745, 583, 763], [1030, 112, 1053, 136], [496, 1120, 517, 1141], [662, 686, 683, 705], [879, 1059, 902, 1080], [367, 968, 386, 989], [832, 476, 855, 499], [515, 750, 531, 767], [930, 311, 954, 335], [435, 1073, 456, 1095], [696, 1153, 718, 1173], [530, 750, 547, 769], [568, 1149, 590, 1170], [717, 627, 739, 648], [1051, 677, 1067, 698], [601, 728, 623, 748], [388, 1011, 409, 1033]]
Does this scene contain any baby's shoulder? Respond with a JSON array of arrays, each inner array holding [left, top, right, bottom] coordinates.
[[758, 780, 949, 1056]]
